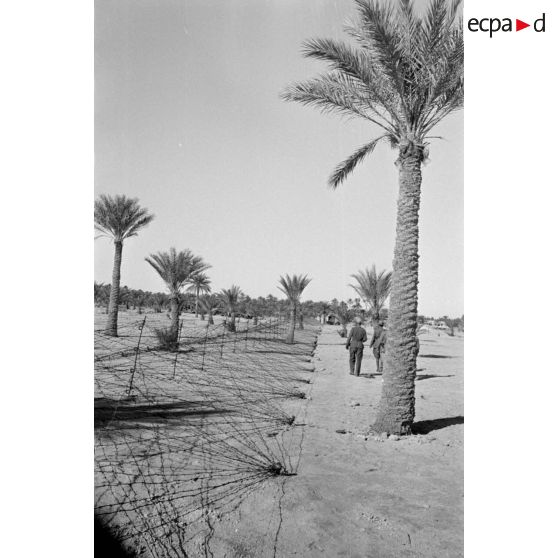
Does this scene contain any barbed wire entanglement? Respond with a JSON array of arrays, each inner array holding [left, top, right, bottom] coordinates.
[[94, 311, 319, 556]]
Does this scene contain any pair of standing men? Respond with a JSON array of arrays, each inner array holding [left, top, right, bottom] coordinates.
[[345, 317, 387, 377]]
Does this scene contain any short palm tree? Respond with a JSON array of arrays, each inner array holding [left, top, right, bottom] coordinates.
[[282, 0, 463, 434], [199, 294, 220, 325], [316, 301, 330, 324], [187, 273, 212, 317], [333, 303, 355, 337], [278, 274, 312, 344], [145, 248, 210, 342], [350, 266, 392, 323], [94, 194, 154, 336], [219, 285, 243, 332]]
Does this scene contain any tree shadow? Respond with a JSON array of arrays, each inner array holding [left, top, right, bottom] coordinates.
[[416, 374, 455, 381], [412, 416, 464, 434], [419, 354, 454, 359], [94, 398, 232, 428]]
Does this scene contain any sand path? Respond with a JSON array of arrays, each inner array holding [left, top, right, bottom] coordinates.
[[274, 324, 464, 558]]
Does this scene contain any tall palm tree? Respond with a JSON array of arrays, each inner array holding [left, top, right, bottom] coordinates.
[[282, 0, 463, 434], [219, 286, 243, 332], [187, 273, 212, 317], [350, 266, 392, 323], [278, 274, 312, 344], [94, 194, 154, 336], [145, 248, 210, 342]]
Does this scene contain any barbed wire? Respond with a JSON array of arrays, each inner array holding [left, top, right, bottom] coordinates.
[[95, 311, 318, 556]]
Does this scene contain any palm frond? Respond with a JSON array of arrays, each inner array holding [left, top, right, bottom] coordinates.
[[145, 248, 210, 295], [349, 265, 392, 316], [277, 274, 312, 303], [328, 135, 388, 189], [94, 194, 154, 242], [282, 0, 463, 174]]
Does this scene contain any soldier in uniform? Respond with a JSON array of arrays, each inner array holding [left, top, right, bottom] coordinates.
[[370, 320, 387, 374], [345, 316, 367, 377]]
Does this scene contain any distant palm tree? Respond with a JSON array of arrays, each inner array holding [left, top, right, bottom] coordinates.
[[283, 0, 463, 434], [199, 294, 220, 325], [145, 248, 210, 342], [95, 194, 154, 336], [187, 273, 212, 317], [149, 292, 169, 313], [278, 274, 312, 344], [350, 266, 392, 323], [220, 285, 243, 332], [332, 303, 354, 338], [94, 281, 106, 307], [315, 301, 330, 324]]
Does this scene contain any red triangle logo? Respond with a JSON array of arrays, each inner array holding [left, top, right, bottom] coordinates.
[[516, 19, 530, 31]]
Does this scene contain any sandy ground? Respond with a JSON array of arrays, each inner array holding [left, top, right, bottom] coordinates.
[[95, 314, 462, 557], [210, 324, 463, 558]]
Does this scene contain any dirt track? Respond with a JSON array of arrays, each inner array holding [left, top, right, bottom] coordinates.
[[213, 324, 463, 558]]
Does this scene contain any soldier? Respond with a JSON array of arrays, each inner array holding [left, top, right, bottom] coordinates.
[[370, 320, 387, 374], [345, 316, 367, 377]]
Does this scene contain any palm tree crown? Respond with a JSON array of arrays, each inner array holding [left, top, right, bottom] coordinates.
[[187, 273, 212, 295], [145, 248, 210, 296], [278, 274, 312, 304], [94, 194, 154, 242], [282, 0, 463, 187], [350, 266, 392, 319], [219, 285, 243, 313]]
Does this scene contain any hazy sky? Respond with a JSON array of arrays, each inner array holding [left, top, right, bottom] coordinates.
[[95, 0, 463, 317]]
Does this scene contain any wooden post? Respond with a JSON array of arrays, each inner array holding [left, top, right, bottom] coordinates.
[[127, 316, 146, 397]]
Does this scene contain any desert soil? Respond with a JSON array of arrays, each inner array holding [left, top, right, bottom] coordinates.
[[209, 324, 463, 558]]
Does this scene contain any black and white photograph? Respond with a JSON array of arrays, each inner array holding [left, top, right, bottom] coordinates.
[[5, 0, 558, 557], [93, 1, 463, 556]]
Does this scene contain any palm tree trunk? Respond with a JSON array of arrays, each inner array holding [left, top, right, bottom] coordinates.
[[105, 240, 122, 336], [208, 312, 214, 325], [228, 312, 236, 332], [195, 287, 199, 317], [169, 293, 180, 342], [298, 312, 304, 330], [286, 305, 296, 343], [373, 149, 422, 435]]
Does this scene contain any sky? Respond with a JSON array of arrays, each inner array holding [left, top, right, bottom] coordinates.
[[95, 0, 463, 317]]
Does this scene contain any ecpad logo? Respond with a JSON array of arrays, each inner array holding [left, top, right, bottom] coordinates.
[[468, 13, 546, 38]]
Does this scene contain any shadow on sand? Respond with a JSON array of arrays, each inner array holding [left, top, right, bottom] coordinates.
[[95, 515, 135, 558], [416, 374, 455, 381], [419, 354, 454, 359], [94, 398, 232, 428], [412, 416, 464, 434]]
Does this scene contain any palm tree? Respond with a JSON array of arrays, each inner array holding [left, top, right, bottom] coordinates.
[[145, 248, 210, 342], [316, 301, 330, 324], [278, 274, 312, 344], [200, 294, 220, 325], [149, 292, 168, 313], [332, 302, 354, 337], [94, 281, 106, 308], [350, 266, 392, 323], [219, 286, 243, 332], [187, 273, 212, 317], [94, 194, 154, 336], [283, 0, 463, 434]]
